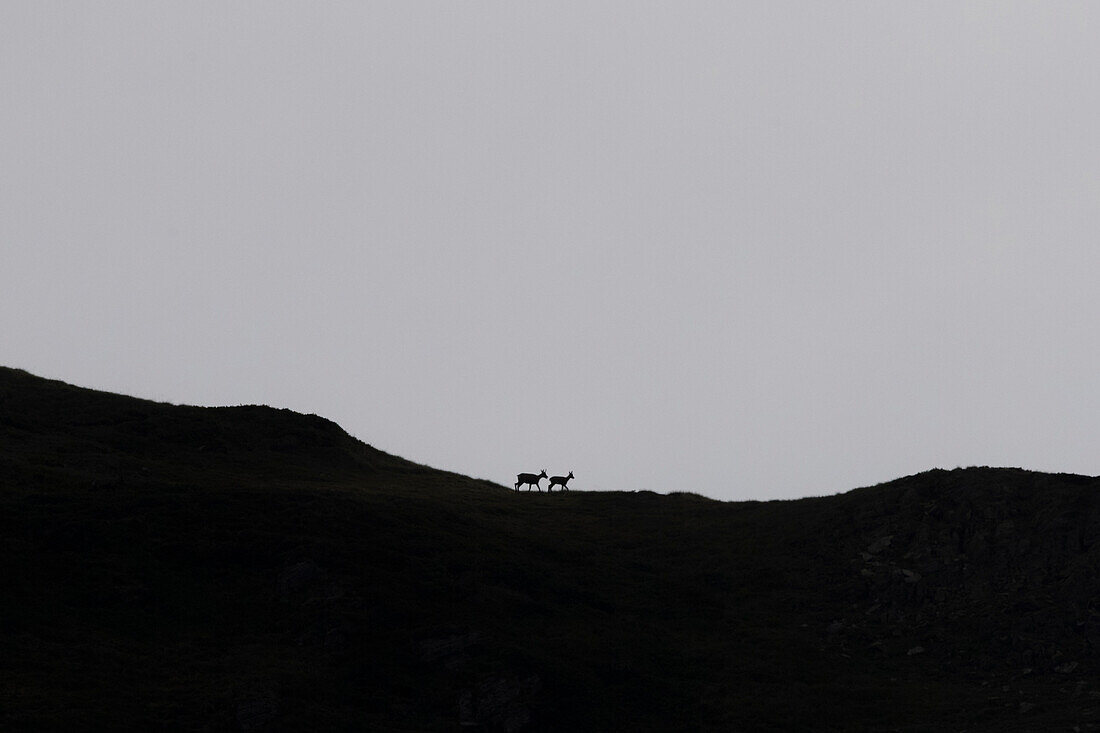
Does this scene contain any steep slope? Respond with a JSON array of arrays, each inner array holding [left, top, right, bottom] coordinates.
[[1, 367, 1099, 731]]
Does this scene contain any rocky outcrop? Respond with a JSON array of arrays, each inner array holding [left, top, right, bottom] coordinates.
[[830, 468, 1100, 679], [413, 627, 540, 730], [236, 688, 278, 731], [457, 674, 542, 732]]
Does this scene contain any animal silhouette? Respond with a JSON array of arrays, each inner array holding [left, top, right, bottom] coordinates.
[[548, 471, 574, 491], [515, 470, 547, 492]]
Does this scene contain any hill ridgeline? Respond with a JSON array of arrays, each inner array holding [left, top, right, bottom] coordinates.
[[2, 366, 1099, 731]]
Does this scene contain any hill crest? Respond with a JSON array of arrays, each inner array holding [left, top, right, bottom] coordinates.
[[3, 366, 1100, 731]]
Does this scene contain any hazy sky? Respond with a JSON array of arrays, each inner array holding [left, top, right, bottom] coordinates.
[[4, 3, 1099, 500]]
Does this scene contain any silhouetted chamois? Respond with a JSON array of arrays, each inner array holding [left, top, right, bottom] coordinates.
[[515, 470, 547, 492], [548, 471, 573, 491]]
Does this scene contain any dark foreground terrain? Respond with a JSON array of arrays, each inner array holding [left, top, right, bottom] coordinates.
[[2, 367, 1100, 731]]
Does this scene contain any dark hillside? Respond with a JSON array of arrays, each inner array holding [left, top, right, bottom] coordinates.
[[2, 367, 1099, 731]]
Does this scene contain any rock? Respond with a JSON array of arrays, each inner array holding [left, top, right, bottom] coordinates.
[[458, 690, 476, 726], [277, 560, 323, 601], [916, 557, 941, 573], [236, 688, 278, 731], [867, 536, 894, 554], [457, 674, 540, 732], [418, 631, 482, 663], [323, 625, 347, 651]]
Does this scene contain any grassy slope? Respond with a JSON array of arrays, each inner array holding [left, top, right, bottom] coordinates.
[[2, 367, 1099, 731]]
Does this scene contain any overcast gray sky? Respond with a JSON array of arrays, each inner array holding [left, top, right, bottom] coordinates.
[[3, 3, 1099, 500]]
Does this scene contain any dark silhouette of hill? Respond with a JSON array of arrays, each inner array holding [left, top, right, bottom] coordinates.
[[2, 366, 1099, 731]]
